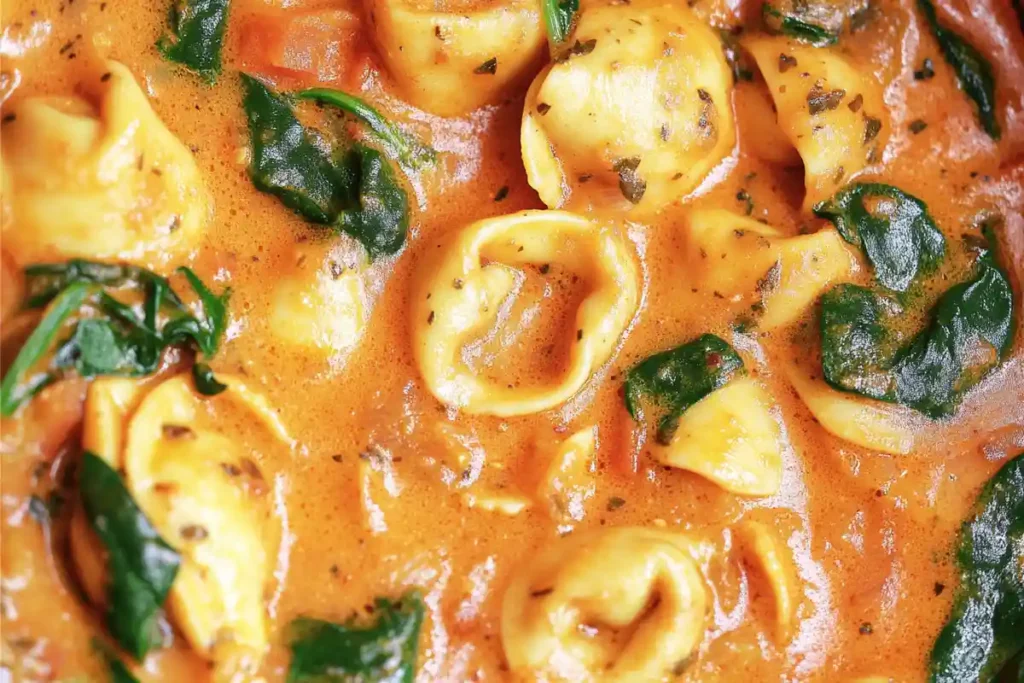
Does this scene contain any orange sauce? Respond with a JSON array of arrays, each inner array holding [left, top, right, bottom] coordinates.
[[0, 0, 1022, 680]]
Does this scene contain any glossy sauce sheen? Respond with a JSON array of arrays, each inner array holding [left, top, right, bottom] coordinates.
[[1, 0, 1023, 680]]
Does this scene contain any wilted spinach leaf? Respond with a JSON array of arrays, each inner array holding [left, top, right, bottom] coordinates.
[[80, 452, 181, 661], [763, 3, 839, 46], [296, 88, 434, 171], [287, 591, 425, 683], [0, 261, 230, 416], [624, 334, 744, 444], [157, 0, 231, 81], [820, 239, 1014, 418], [814, 183, 946, 292], [241, 75, 410, 258], [917, 0, 1000, 139], [929, 453, 1024, 683], [542, 0, 579, 45]]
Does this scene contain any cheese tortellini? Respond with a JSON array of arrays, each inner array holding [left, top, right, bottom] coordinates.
[[521, 0, 735, 212], [268, 242, 368, 354], [536, 426, 597, 528], [657, 377, 785, 497], [737, 521, 798, 641], [70, 375, 292, 674], [780, 357, 921, 455], [0, 62, 208, 268], [411, 210, 639, 416], [743, 38, 886, 210], [365, 0, 545, 116], [685, 209, 857, 330], [502, 527, 708, 682]]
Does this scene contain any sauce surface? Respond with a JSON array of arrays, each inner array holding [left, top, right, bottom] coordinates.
[[1, 0, 1023, 680]]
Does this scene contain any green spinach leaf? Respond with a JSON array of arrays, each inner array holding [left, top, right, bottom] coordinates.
[[296, 88, 434, 171], [814, 183, 946, 292], [820, 240, 1014, 418], [930, 453, 1024, 683], [287, 591, 425, 683], [157, 0, 231, 81], [80, 452, 180, 661], [0, 282, 92, 415], [763, 3, 839, 46], [241, 75, 410, 258], [0, 262, 230, 416], [542, 0, 579, 45], [917, 0, 1000, 139], [624, 334, 744, 444]]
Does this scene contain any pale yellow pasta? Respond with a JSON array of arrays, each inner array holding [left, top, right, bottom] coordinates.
[[734, 80, 801, 166], [70, 374, 293, 674], [521, 0, 735, 212], [736, 520, 798, 641], [537, 425, 597, 526], [0, 61, 207, 268], [502, 527, 707, 682], [269, 243, 368, 353], [656, 377, 784, 497], [743, 37, 886, 210], [685, 209, 857, 330], [364, 0, 544, 116], [411, 210, 639, 416], [780, 357, 920, 456], [461, 489, 532, 516]]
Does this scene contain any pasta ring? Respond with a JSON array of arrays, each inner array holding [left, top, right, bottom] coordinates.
[[411, 210, 639, 416]]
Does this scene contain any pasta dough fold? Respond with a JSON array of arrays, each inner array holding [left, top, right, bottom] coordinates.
[[365, 0, 545, 116], [0, 62, 208, 268], [411, 210, 639, 416], [743, 37, 886, 210], [502, 527, 708, 682], [70, 374, 292, 674], [521, 0, 735, 212]]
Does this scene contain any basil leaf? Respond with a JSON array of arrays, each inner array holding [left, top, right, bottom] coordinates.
[[241, 75, 410, 258], [624, 334, 744, 444], [157, 0, 231, 81], [0, 282, 92, 416], [542, 0, 579, 45], [287, 591, 425, 683], [192, 362, 227, 396], [929, 453, 1024, 683], [814, 183, 946, 292], [80, 452, 181, 661], [296, 89, 435, 171], [762, 3, 839, 46], [163, 267, 230, 357], [820, 242, 1014, 418], [917, 0, 1000, 139], [56, 319, 163, 377]]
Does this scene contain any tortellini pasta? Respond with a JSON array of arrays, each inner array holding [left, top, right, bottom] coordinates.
[[411, 210, 639, 416], [736, 521, 798, 641], [536, 426, 597, 527], [70, 375, 292, 673], [364, 0, 545, 116], [743, 37, 886, 210], [268, 242, 368, 353], [685, 209, 857, 330], [734, 80, 801, 166], [521, 0, 735, 212], [0, 61, 208, 268], [780, 357, 920, 455], [502, 527, 708, 682], [656, 377, 784, 497]]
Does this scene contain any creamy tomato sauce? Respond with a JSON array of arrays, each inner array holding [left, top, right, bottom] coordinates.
[[1, 0, 1022, 680]]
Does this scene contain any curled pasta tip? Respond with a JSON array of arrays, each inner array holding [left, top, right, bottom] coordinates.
[[736, 520, 799, 642], [366, 0, 545, 116], [521, 0, 735, 212], [502, 527, 708, 682], [742, 37, 886, 211], [0, 61, 208, 269], [411, 210, 639, 417]]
